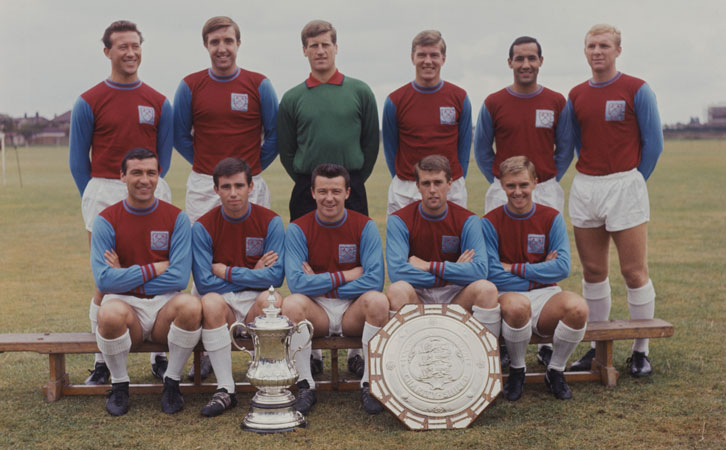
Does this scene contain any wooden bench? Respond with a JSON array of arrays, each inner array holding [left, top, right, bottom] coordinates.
[[0, 318, 673, 402]]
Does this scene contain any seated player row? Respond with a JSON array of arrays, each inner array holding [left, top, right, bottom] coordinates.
[[91, 149, 586, 418]]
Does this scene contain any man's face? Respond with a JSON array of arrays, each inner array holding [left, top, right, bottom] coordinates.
[[311, 175, 349, 222], [205, 26, 240, 76], [121, 158, 158, 207], [416, 170, 451, 214], [303, 32, 337, 74], [104, 31, 142, 79], [508, 42, 542, 88], [585, 32, 621, 75], [412, 43, 445, 86], [501, 170, 537, 214], [214, 172, 252, 217]]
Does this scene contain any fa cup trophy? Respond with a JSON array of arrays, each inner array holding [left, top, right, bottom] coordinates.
[[230, 286, 313, 433]]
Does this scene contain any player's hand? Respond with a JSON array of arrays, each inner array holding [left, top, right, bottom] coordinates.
[[343, 266, 364, 282], [104, 249, 121, 268], [302, 261, 315, 275], [255, 251, 278, 269], [408, 255, 430, 272], [153, 260, 170, 276], [500, 261, 512, 272], [545, 250, 558, 261], [457, 249, 475, 263], [212, 263, 227, 278]]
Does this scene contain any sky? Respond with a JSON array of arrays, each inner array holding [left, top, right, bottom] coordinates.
[[1, 0, 724, 125]]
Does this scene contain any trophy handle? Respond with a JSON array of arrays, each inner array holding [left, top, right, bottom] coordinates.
[[290, 320, 314, 359], [229, 322, 254, 357]]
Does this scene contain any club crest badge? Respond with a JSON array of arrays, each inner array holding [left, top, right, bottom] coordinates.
[[535, 109, 555, 128], [441, 235, 460, 254], [527, 234, 546, 254], [605, 100, 626, 121], [440, 107, 456, 125], [338, 244, 357, 264], [231, 93, 249, 112], [138, 106, 155, 125], [150, 231, 169, 251], [246, 237, 264, 257]]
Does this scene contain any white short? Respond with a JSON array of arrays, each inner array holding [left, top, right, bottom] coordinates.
[[82, 177, 172, 231], [101, 291, 179, 341], [185, 171, 270, 223], [499, 286, 562, 337], [387, 176, 467, 216], [569, 169, 649, 232], [484, 177, 565, 214], [191, 284, 261, 325], [414, 284, 465, 304], [313, 296, 354, 336]]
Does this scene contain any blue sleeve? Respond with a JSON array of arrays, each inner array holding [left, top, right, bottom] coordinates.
[[227, 215, 285, 289], [69, 96, 94, 195], [385, 215, 438, 288], [438, 215, 488, 284], [513, 214, 570, 284], [381, 97, 398, 178], [634, 83, 663, 180], [284, 224, 340, 297], [566, 99, 582, 159], [173, 80, 195, 165], [157, 99, 173, 177], [91, 216, 146, 293], [554, 104, 575, 181], [191, 221, 239, 295], [481, 218, 530, 292], [258, 78, 279, 170], [337, 220, 385, 298], [457, 95, 473, 177], [141, 212, 192, 294], [473, 105, 495, 183]]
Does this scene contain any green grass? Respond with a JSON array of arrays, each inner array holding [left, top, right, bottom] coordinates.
[[0, 141, 725, 448]]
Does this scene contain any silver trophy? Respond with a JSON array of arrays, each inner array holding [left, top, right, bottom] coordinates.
[[230, 286, 313, 433]]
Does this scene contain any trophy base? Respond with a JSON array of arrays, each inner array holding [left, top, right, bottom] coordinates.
[[241, 392, 307, 433]]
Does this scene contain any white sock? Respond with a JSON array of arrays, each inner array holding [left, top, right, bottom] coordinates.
[[89, 300, 105, 364], [291, 324, 315, 389], [360, 322, 380, 386], [628, 279, 656, 354], [502, 320, 531, 370], [202, 324, 234, 393], [583, 278, 611, 349], [96, 329, 131, 383], [472, 304, 501, 338], [166, 324, 201, 381], [348, 348, 362, 359], [311, 348, 323, 361], [550, 321, 587, 372]]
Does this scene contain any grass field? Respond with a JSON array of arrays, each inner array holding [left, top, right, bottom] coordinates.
[[0, 141, 724, 448]]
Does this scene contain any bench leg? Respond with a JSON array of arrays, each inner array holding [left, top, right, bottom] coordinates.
[[592, 341, 618, 387], [45, 354, 68, 402], [330, 349, 339, 390]]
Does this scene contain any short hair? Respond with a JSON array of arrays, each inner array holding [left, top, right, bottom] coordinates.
[[411, 30, 446, 56], [585, 24, 621, 47], [121, 148, 158, 174], [102, 20, 143, 49], [212, 157, 252, 187], [311, 163, 350, 189], [414, 155, 451, 182], [499, 156, 537, 181], [301, 20, 336, 47], [509, 36, 542, 59], [202, 16, 241, 45]]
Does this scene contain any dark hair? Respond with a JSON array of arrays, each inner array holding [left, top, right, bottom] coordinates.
[[202, 16, 241, 45], [213, 157, 252, 187], [121, 148, 158, 174], [509, 36, 542, 59], [102, 20, 143, 49], [414, 155, 451, 182], [301, 20, 336, 47], [311, 163, 350, 189]]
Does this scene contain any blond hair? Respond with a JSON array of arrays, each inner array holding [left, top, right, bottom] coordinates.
[[412, 30, 446, 55], [585, 24, 621, 47], [499, 156, 537, 181]]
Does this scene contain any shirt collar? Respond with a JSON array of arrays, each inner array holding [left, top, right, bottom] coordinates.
[[305, 69, 344, 88]]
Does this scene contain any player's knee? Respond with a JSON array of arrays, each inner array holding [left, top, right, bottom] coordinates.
[[96, 301, 128, 335], [620, 266, 649, 289], [281, 295, 306, 321], [563, 295, 589, 328], [201, 293, 227, 322], [500, 296, 531, 327], [176, 294, 202, 323], [364, 292, 390, 315], [386, 281, 414, 310], [472, 280, 498, 308]]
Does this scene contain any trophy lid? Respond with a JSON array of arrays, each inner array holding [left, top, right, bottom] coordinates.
[[249, 286, 293, 330]]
